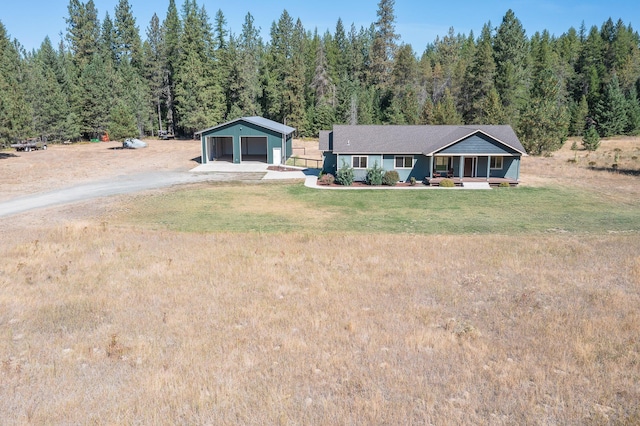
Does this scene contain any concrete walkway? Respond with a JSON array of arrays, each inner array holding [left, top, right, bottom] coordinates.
[[190, 161, 310, 180]]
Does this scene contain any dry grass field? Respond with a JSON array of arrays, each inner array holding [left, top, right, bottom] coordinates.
[[1, 137, 639, 424]]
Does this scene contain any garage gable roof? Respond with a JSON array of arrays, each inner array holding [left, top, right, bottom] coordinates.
[[196, 116, 296, 136]]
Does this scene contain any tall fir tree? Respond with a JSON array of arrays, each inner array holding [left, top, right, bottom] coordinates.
[[161, 0, 181, 134], [518, 31, 568, 155], [462, 22, 497, 123], [569, 95, 589, 136], [173, 0, 224, 134], [431, 88, 462, 124], [625, 87, 640, 135], [493, 9, 529, 126], [114, 0, 142, 68], [596, 74, 628, 137], [369, 0, 399, 90], [65, 0, 100, 69], [0, 22, 33, 147], [27, 37, 69, 141], [144, 13, 167, 133]]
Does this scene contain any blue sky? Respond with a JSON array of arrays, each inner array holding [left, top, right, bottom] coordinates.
[[2, 0, 638, 53]]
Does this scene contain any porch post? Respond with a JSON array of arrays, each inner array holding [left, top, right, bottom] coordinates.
[[460, 155, 464, 182], [429, 156, 433, 179], [487, 155, 491, 181]]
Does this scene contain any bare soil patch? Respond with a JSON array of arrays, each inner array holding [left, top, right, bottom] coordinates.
[[0, 139, 201, 203]]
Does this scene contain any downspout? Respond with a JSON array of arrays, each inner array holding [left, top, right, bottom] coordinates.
[[201, 133, 207, 164], [282, 118, 286, 166]]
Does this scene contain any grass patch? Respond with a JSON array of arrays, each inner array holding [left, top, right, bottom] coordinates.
[[115, 183, 640, 234]]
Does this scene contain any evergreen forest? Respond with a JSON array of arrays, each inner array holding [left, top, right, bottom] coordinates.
[[1, 0, 639, 155]]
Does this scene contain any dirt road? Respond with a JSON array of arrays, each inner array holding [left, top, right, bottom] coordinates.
[[0, 140, 201, 202], [0, 139, 243, 218]]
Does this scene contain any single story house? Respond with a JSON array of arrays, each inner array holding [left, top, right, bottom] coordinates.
[[319, 124, 527, 185], [196, 117, 295, 165]]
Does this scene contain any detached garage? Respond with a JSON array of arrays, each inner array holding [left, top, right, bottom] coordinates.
[[196, 117, 295, 165]]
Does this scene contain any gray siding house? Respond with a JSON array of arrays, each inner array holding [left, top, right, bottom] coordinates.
[[319, 125, 527, 185], [196, 117, 295, 165]]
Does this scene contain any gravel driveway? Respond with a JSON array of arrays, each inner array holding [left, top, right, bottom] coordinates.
[[0, 140, 265, 218], [0, 170, 266, 218]]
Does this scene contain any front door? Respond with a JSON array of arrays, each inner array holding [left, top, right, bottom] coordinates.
[[464, 157, 477, 177]]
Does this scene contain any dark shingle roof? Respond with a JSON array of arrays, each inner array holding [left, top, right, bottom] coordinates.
[[196, 116, 296, 136], [319, 130, 331, 151], [325, 125, 526, 155]]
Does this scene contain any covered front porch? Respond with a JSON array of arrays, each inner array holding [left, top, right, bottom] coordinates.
[[426, 154, 520, 183]]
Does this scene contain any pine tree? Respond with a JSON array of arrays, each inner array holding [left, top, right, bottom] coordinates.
[[392, 44, 418, 91], [330, 18, 348, 82], [309, 41, 335, 109], [398, 86, 420, 124], [369, 0, 399, 89], [114, 0, 142, 68], [518, 31, 568, 155], [162, 0, 180, 135], [569, 95, 589, 136], [100, 13, 118, 64], [27, 37, 69, 141], [625, 87, 640, 135], [493, 9, 529, 126], [481, 88, 506, 125], [463, 22, 496, 123], [173, 0, 224, 134], [582, 122, 600, 151], [235, 12, 263, 116], [419, 96, 434, 124], [284, 19, 307, 134], [109, 100, 137, 140], [65, 0, 100, 69], [576, 26, 606, 112], [0, 22, 33, 147], [75, 53, 111, 137], [431, 27, 461, 101], [596, 74, 628, 137], [431, 88, 462, 124], [144, 13, 166, 133]]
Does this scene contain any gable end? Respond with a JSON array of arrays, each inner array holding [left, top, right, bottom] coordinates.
[[436, 132, 521, 155]]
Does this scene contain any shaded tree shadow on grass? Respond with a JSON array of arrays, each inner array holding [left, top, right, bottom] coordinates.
[[590, 166, 640, 177]]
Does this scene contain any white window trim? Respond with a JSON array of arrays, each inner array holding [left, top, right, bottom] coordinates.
[[394, 155, 414, 169], [490, 156, 504, 170], [352, 155, 368, 169]]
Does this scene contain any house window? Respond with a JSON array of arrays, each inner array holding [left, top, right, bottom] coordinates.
[[395, 156, 413, 168], [352, 156, 368, 168], [490, 156, 504, 169], [435, 156, 449, 171]]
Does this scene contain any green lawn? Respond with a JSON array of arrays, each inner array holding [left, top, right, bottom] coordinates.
[[118, 182, 640, 234]]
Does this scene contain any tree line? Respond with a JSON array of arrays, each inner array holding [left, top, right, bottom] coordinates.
[[1, 0, 639, 154]]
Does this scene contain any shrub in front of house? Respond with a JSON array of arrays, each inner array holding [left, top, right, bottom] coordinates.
[[498, 181, 511, 187], [365, 162, 385, 185], [318, 173, 335, 185], [383, 170, 400, 186], [336, 161, 354, 186], [439, 178, 455, 187], [409, 177, 416, 186]]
